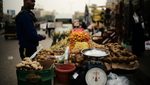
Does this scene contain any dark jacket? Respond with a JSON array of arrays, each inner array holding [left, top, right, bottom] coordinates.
[[15, 8, 44, 48]]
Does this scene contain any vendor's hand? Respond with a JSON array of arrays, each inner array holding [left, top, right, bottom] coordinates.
[[41, 35, 46, 40], [39, 34, 46, 40]]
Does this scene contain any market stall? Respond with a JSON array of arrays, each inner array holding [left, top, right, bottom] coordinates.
[[16, 28, 139, 85]]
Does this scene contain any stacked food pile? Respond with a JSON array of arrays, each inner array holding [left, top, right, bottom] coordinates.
[[103, 43, 139, 70], [34, 49, 58, 69], [35, 49, 55, 61], [69, 28, 91, 53], [50, 37, 69, 53], [16, 57, 43, 71], [16, 57, 55, 85], [45, 28, 91, 65], [47, 35, 139, 70], [16, 49, 57, 70]]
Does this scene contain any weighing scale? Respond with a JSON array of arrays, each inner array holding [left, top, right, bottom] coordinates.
[[83, 48, 108, 85], [70, 48, 109, 85], [85, 67, 107, 85]]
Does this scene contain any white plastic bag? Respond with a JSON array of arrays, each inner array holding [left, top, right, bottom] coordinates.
[[106, 72, 129, 85]]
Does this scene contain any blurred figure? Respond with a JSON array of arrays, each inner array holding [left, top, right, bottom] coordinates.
[[87, 22, 105, 35], [15, 0, 46, 59], [131, 9, 145, 57], [73, 19, 81, 28], [104, 8, 111, 29]]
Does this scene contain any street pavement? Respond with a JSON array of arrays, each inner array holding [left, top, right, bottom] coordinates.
[[0, 29, 150, 85], [0, 35, 20, 85]]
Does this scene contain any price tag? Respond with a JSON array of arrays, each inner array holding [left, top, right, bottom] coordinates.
[[73, 72, 79, 79]]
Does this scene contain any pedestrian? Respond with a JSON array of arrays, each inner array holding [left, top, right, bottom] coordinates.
[[131, 9, 145, 57], [15, 0, 46, 59]]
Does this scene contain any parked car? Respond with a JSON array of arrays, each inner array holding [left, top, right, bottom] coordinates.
[[4, 21, 16, 40]]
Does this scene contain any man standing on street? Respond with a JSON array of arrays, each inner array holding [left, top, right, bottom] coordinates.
[[15, 0, 46, 59]]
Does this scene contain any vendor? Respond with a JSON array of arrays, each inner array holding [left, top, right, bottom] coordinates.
[[73, 19, 81, 28], [15, 0, 46, 59], [87, 22, 105, 35]]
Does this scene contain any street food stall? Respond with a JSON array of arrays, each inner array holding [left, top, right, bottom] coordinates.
[[16, 27, 139, 85]]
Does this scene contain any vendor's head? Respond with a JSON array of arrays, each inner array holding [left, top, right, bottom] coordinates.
[[23, 0, 35, 10], [73, 19, 80, 27]]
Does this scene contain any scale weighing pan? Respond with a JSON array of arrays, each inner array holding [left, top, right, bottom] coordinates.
[[81, 48, 109, 59]]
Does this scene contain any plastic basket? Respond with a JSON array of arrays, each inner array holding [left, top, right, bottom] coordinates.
[[16, 67, 55, 85]]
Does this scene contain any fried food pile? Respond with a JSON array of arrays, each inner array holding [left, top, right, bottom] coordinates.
[[16, 57, 43, 71], [103, 43, 139, 70]]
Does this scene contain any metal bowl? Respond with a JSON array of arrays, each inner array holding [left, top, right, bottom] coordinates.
[[81, 48, 109, 59]]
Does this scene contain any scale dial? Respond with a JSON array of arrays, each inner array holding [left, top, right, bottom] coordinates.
[[85, 67, 107, 85]]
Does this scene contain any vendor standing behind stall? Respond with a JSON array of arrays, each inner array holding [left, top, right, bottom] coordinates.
[[15, 0, 46, 59]]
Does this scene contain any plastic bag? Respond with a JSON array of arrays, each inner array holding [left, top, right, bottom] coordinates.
[[106, 72, 129, 85]]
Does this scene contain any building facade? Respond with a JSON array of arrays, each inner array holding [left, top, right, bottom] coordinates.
[[7, 9, 15, 17]]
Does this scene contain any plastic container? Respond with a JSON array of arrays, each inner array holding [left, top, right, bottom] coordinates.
[[55, 63, 76, 84], [16, 67, 55, 85]]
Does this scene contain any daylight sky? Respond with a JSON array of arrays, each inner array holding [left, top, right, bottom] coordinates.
[[3, 0, 107, 15]]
